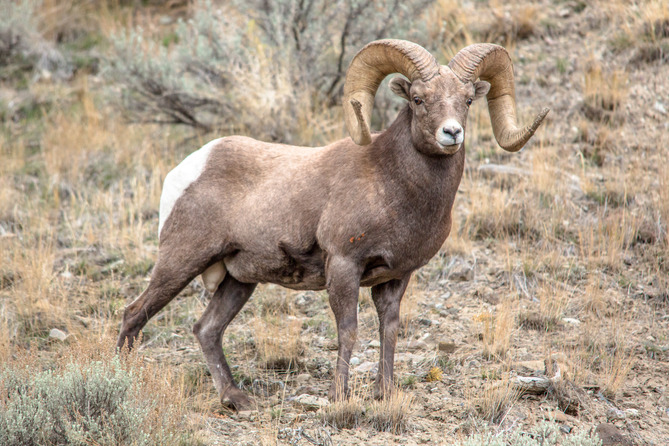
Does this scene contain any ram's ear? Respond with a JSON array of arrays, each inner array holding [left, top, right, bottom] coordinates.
[[473, 80, 491, 101], [389, 77, 411, 101]]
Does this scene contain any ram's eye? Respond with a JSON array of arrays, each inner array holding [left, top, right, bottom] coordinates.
[[466, 98, 473, 106], [413, 97, 423, 105]]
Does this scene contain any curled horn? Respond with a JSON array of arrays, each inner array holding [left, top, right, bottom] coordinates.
[[448, 44, 549, 152], [343, 39, 440, 146]]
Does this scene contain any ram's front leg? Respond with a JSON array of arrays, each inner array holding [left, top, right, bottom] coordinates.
[[371, 274, 411, 399], [326, 256, 363, 401]]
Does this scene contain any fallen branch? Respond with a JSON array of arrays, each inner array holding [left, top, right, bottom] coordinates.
[[513, 359, 561, 394]]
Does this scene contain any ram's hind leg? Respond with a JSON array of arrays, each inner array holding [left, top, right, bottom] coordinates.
[[117, 245, 212, 351], [193, 274, 257, 410]]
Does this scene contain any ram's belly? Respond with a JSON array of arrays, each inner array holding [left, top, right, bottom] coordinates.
[[222, 250, 407, 291], [223, 246, 328, 291]]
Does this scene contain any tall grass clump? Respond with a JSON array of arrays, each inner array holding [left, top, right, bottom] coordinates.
[[367, 389, 415, 434], [469, 376, 519, 425], [476, 298, 515, 360], [105, 0, 435, 145], [321, 383, 414, 434], [0, 339, 193, 446]]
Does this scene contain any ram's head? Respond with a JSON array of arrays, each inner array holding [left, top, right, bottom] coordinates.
[[343, 40, 550, 155]]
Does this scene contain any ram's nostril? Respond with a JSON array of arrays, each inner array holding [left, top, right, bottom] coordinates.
[[443, 126, 462, 138]]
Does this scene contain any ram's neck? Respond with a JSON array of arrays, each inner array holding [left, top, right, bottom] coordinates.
[[369, 106, 465, 214]]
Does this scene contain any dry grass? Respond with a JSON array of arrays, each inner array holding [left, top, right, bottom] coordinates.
[[367, 389, 415, 434], [576, 210, 637, 272], [599, 319, 636, 400], [518, 281, 569, 331], [476, 297, 515, 360], [581, 273, 613, 317], [321, 379, 415, 434], [600, 344, 635, 400], [486, 1, 541, 44], [660, 156, 669, 247], [538, 282, 569, 326], [321, 386, 367, 430], [469, 375, 520, 425], [399, 277, 420, 335], [464, 185, 532, 241], [583, 61, 628, 122], [253, 314, 303, 371]]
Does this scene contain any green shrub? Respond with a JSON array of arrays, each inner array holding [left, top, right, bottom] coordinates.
[[0, 0, 37, 67], [0, 0, 72, 84], [457, 421, 602, 446], [0, 356, 187, 446], [105, 0, 434, 144]]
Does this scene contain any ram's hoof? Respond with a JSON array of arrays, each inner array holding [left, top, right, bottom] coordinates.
[[222, 387, 255, 411]]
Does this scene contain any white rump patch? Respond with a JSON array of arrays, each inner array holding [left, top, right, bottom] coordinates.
[[158, 138, 221, 235]]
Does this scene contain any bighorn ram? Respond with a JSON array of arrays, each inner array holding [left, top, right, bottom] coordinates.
[[117, 39, 549, 409]]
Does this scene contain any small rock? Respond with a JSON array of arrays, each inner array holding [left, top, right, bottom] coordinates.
[[558, 8, 571, 18], [624, 408, 640, 418], [294, 386, 318, 396], [417, 318, 432, 327], [293, 394, 329, 411], [477, 164, 530, 177], [354, 361, 377, 373], [395, 353, 426, 363], [350, 356, 360, 366], [561, 317, 581, 325], [49, 328, 68, 341], [236, 410, 257, 421], [448, 264, 473, 282], [294, 373, 312, 385], [438, 342, 457, 354], [654, 101, 667, 115], [595, 423, 631, 446], [607, 407, 626, 421], [368, 340, 381, 348], [546, 410, 576, 423], [406, 340, 428, 351]]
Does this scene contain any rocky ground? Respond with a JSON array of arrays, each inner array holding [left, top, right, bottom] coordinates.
[[174, 2, 669, 444], [2, 0, 668, 445]]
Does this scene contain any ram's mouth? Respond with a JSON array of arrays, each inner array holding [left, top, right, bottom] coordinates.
[[436, 141, 462, 154]]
